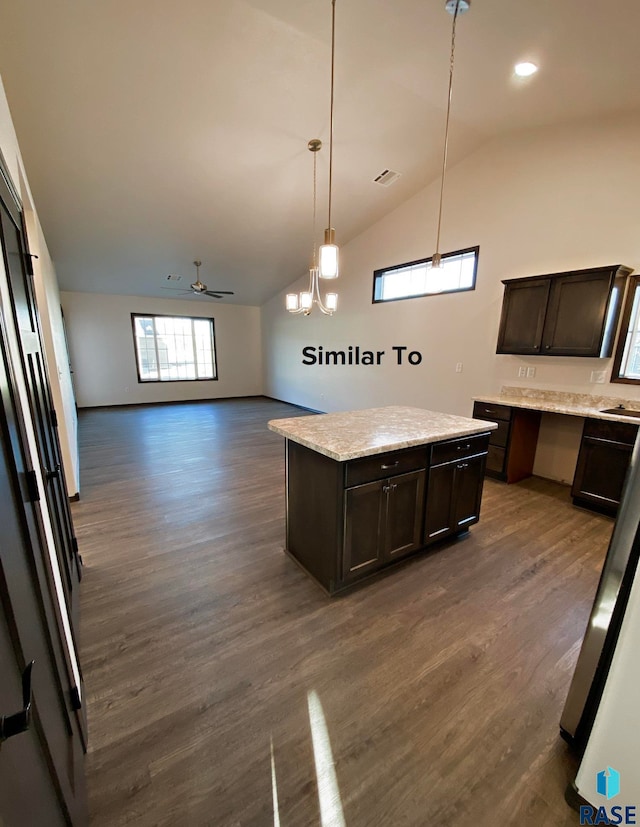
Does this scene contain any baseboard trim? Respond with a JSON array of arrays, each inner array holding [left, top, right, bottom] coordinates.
[[77, 394, 269, 411], [262, 395, 325, 414]]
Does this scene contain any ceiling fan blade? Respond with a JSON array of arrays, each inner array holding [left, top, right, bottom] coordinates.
[[203, 291, 225, 298], [161, 287, 194, 294]]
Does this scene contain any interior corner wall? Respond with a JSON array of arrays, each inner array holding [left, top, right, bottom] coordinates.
[[0, 75, 79, 495], [60, 291, 262, 407], [261, 115, 640, 479]]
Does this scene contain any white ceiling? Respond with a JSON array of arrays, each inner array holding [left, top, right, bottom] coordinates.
[[1, 0, 640, 305]]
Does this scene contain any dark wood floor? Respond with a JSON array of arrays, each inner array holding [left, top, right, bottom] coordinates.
[[73, 398, 613, 827]]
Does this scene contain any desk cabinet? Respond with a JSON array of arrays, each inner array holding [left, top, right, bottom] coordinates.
[[496, 265, 630, 357], [472, 402, 541, 483]]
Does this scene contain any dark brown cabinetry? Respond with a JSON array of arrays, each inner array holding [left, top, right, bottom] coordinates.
[[343, 469, 425, 582], [571, 418, 638, 514], [285, 432, 490, 594], [496, 265, 631, 357], [424, 447, 487, 544], [472, 401, 541, 483]]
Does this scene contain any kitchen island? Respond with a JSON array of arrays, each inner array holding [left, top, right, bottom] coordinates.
[[268, 406, 497, 594]]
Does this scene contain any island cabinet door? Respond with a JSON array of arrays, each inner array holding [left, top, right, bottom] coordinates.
[[452, 454, 487, 530], [424, 454, 487, 544], [424, 462, 456, 543], [342, 480, 386, 581], [384, 470, 426, 560]]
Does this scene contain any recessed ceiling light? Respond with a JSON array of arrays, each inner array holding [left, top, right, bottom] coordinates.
[[514, 61, 538, 78]]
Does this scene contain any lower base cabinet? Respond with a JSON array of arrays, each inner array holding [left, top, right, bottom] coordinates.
[[343, 470, 425, 582], [571, 418, 638, 514], [424, 452, 488, 544], [286, 432, 490, 594]]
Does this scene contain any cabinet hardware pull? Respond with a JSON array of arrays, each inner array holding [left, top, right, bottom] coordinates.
[[457, 444, 472, 451], [381, 461, 399, 470], [1, 661, 34, 744], [545, 345, 551, 349], [46, 463, 61, 481]]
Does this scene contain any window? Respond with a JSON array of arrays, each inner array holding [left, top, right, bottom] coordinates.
[[132, 314, 217, 383], [373, 246, 478, 303], [612, 275, 640, 384]]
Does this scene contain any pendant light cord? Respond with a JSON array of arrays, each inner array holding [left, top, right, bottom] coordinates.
[[434, 0, 459, 260], [312, 148, 318, 266], [328, 0, 336, 232]]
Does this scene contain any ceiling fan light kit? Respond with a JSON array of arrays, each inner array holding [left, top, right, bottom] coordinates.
[[161, 260, 234, 300]]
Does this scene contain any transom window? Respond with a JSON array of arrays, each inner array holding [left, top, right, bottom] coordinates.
[[132, 314, 217, 383], [612, 275, 640, 384], [373, 246, 479, 303]]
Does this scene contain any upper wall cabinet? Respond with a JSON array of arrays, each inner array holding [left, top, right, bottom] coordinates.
[[496, 265, 632, 357]]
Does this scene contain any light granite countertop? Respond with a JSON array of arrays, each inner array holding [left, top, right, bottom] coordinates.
[[268, 405, 497, 462], [473, 386, 640, 424]]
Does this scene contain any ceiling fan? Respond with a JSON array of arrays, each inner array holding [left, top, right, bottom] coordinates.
[[162, 260, 234, 299]]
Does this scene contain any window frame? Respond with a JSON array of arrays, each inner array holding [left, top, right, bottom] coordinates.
[[611, 274, 640, 385], [131, 312, 218, 384], [372, 245, 479, 304]]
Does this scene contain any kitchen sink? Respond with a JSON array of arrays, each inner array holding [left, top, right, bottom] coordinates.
[[601, 407, 640, 418]]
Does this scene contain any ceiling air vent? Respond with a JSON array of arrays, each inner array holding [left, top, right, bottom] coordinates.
[[373, 168, 401, 187], [166, 274, 183, 281]]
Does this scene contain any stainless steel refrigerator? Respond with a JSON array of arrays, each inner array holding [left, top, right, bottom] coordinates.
[[560, 429, 640, 751]]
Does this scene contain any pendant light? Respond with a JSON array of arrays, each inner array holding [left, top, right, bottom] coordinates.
[[428, 0, 470, 292], [286, 140, 338, 316], [318, 0, 339, 280]]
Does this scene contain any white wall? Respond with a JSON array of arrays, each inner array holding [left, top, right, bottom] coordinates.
[[61, 290, 262, 407], [0, 76, 79, 495], [261, 115, 640, 481]]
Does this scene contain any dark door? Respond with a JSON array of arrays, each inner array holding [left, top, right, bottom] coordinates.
[[424, 462, 455, 544], [0, 314, 87, 825], [496, 277, 550, 354], [541, 269, 613, 356], [0, 172, 82, 628], [385, 469, 425, 559], [343, 480, 385, 580], [0, 608, 67, 827], [571, 437, 633, 513], [452, 454, 487, 530]]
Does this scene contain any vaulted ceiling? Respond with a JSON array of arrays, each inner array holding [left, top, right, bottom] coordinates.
[[1, 0, 639, 305]]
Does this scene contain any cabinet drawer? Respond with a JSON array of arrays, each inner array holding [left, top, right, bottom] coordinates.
[[345, 448, 427, 487], [486, 445, 506, 474], [473, 401, 513, 422], [489, 419, 510, 448], [430, 433, 490, 467], [583, 418, 638, 446]]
